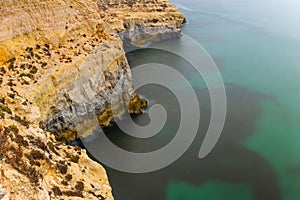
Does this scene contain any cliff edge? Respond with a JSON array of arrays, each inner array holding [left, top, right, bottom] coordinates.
[[0, 0, 185, 199]]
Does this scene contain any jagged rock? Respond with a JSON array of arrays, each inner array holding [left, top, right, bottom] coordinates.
[[0, 119, 113, 199], [99, 0, 185, 46], [0, 0, 184, 199]]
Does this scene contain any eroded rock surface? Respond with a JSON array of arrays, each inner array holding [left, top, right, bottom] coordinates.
[[0, 118, 113, 199], [0, 0, 184, 199], [98, 0, 185, 46]]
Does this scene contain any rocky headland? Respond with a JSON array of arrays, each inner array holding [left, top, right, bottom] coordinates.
[[0, 0, 185, 199]]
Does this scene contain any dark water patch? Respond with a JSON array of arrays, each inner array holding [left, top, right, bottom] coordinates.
[[94, 47, 282, 200], [100, 83, 281, 200], [104, 85, 181, 153], [286, 166, 300, 175], [77, 44, 282, 200]]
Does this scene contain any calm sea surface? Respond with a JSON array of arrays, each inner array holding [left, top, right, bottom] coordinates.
[[86, 0, 300, 199]]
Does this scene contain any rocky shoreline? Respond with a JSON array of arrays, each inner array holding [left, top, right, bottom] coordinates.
[[0, 0, 185, 199]]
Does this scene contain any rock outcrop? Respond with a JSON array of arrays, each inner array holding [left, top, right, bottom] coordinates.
[[0, 0, 136, 142], [98, 0, 185, 46], [0, 119, 113, 199], [0, 0, 184, 199]]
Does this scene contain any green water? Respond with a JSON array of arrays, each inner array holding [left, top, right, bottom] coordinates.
[[167, 181, 254, 200], [166, 0, 300, 199], [85, 0, 300, 199]]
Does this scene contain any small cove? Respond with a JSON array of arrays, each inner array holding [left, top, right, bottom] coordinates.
[[83, 0, 300, 199]]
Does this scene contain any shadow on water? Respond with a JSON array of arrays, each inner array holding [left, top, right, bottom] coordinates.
[[82, 48, 282, 200], [103, 85, 281, 200]]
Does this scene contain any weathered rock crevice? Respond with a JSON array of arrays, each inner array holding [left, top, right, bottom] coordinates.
[[99, 0, 185, 46], [39, 0, 185, 141], [0, 0, 184, 199]]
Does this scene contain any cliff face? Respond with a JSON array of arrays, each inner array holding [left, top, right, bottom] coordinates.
[[98, 0, 185, 46], [0, 0, 184, 199], [0, 0, 135, 141]]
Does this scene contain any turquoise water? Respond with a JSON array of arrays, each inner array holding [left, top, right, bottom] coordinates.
[[167, 0, 300, 199], [86, 0, 300, 199]]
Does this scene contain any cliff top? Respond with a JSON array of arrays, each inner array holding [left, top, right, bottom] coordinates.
[[0, 0, 184, 199]]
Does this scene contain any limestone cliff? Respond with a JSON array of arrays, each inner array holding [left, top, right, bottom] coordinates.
[[98, 0, 185, 46], [0, 0, 136, 141], [0, 0, 184, 199]]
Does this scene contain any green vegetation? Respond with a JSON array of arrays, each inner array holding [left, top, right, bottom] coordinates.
[[0, 125, 41, 184], [0, 104, 12, 114], [65, 174, 73, 181], [11, 114, 30, 127], [7, 125, 19, 134], [7, 57, 16, 71], [0, 108, 4, 118]]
